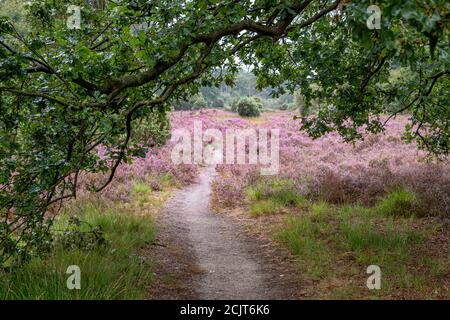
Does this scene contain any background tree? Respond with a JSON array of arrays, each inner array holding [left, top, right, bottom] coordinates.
[[173, 93, 208, 110], [237, 96, 262, 117], [0, 0, 449, 265]]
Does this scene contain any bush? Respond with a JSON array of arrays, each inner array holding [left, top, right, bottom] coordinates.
[[191, 94, 208, 109], [237, 96, 262, 117], [292, 88, 321, 115], [212, 97, 225, 108], [229, 96, 241, 112], [131, 110, 170, 148]]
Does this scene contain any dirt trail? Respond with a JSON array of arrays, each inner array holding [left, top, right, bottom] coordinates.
[[148, 167, 305, 300]]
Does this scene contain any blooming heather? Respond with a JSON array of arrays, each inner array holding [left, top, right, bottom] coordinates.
[[80, 109, 448, 216], [210, 110, 449, 216]]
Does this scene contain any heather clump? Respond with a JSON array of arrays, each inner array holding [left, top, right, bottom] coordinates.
[[210, 111, 449, 217]]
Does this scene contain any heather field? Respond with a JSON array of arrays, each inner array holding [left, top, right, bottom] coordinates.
[[81, 108, 450, 214], [171, 109, 448, 299], [1, 108, 449, 300], [62, 110, 450, 298]]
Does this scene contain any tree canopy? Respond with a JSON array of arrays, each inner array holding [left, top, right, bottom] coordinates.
[[0, 0, 449, 265]]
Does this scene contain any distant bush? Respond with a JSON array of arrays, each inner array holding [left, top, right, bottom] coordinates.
[[237, 96, 262, 117], [293, 90, 306, 114], [192, 94, 208, 109], [173, 93, 208, 110], [131, 110, 170, 148], [229, 96, 241, 112], [292, 88, 322, 115], [212, 97, 225, 108]]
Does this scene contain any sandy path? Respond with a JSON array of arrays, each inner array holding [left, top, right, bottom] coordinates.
[[148, 167, 305, 300], [168, 167, 270, 299]]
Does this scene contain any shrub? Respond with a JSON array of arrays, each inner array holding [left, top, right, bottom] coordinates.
[[229, 96, 241, 112], [246, 178, 307, 213], [56, 216, 107, 251], [211, 97, 225, 108], [131, 110, 170, 147], [173, 93, 208, 110], [292, 90, 305, 113], [374, 189, 417, 217], [237, 96, 262, 117], [191, 94, 208, 109]]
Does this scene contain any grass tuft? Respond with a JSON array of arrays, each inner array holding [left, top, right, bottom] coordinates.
[[0, 200, 156, 300], [278, 215, 332, 279], [373, 188, 417, 217], [246, 178, 307, 216], [249, 199, 282, 216]]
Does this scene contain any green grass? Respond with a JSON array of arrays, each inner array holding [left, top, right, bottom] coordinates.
[[373, 188, 417, 217], [130, 180, 152, 204], [271, 188, 307, 207], [274, 191, 446, 298], [159, 172, 178, 189], [0, 201, 156, 300], [339, 219, 422, 268], [131, 180, 152, 196], [249, 199, 283, 216], [278, 214, 332, 279]]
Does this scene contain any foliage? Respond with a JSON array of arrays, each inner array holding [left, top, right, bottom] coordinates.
[[250, 0, 450, 155], [211, 111, 449, 216], [0, 199, 156, 299], [229, 96, 241, 113], [0, 0, 449, 264], [173, 93, 208, 110], [237, 96, 262, 117], [277, 199, 447, 298], [373, 188, 417, 217], [280, 103, 289, 111], [131, 109, 170, 147], [206, 70, 293, 110], [200, 86, 225, 108], [0, 0, 27, 32], [56, 215, 107, 251]]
